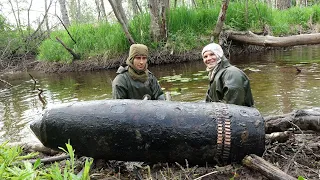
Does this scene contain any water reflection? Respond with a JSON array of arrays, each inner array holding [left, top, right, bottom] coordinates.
[[1, 45, 320, 144]]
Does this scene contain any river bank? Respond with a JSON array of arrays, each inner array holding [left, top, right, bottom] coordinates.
[[1, 43, 283, 75]]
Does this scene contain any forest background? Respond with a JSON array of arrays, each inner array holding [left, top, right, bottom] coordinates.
[[1, 0, 320, 73]]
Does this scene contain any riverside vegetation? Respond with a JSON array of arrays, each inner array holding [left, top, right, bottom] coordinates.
[[1, 1, 320, 72], [36, 2, 320, 63], [1, 1, 320, 180]]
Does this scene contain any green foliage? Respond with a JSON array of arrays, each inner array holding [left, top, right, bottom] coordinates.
[[226, 1, 273, 31], [169, 7, 218, 34], [42, 141, 93, 180], [37, 23, 129, 62], [271, 6, 316, 35], [129, 13, 152, 44], [37, 31, 73, 62], [36, 2, 320, 62], [0, 142, 39, 179], [311, 5, 320, 22], [0, 141, 93, 180]]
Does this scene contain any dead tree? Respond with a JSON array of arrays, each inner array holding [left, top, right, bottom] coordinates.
[[226, 31, 320, 47]]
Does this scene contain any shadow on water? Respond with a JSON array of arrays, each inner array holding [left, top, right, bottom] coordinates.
[[1, 45, 320, 144]]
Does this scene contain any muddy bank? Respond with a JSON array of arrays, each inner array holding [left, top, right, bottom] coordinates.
[[2, 48, 202, 74]]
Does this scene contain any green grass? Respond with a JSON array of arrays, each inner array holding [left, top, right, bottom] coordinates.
[[36, 2, 320, 63], [0, 141, 93, 180]]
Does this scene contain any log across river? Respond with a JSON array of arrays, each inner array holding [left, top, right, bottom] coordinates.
[[30, 100, 265, 165]]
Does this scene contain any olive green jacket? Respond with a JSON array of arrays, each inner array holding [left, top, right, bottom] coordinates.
[[205, 57, 254, 107], [112, 66, 165, 100]]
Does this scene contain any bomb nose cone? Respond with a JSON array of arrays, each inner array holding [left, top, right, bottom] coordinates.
[[30, 118, 44, 143]]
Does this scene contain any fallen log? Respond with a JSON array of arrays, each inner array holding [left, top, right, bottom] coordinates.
[[242, 154, 296, 180], [265, 108, 320, 133], [226, 30, 320, 47], [30, 99, 265, 165]]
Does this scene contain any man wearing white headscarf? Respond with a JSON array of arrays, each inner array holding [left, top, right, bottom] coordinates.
[[112, 44, 165, 100], [202, 43, 254, 107]]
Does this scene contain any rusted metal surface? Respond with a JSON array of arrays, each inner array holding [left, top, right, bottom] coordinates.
[[30, 99, 265, 165]]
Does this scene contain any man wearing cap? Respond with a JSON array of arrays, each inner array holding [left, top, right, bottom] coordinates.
[[202, 43, 254, 107], [112, 44, 165, 100]]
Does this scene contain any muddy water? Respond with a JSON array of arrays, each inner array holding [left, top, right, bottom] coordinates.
[[1, 45, 320, 144]]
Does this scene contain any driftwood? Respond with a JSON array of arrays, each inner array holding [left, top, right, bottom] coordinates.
[[226, 30, 320, 47], [265, 108, 320, 133], [242, 154, 296, 180]]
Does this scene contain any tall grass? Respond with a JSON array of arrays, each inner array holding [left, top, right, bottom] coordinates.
[[271, 5, 320, 35], [37, 2, 320, 62], [226, 2, 273, 31], [37, 23, 129, 62]]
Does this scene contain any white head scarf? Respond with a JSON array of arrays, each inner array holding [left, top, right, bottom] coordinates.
[[201, 43, 224, 61], [202, 43, 224, 80]]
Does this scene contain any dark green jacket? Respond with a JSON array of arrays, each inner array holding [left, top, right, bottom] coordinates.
[[205, 57, 254, 107], [112, 66, 165, 100]]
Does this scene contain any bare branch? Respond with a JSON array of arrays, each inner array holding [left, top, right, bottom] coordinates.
[[56, 15, 77, 44], [56, 37, 80, 60]]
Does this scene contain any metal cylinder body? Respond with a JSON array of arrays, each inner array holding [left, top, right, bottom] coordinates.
[[30, 99, 265, 165]]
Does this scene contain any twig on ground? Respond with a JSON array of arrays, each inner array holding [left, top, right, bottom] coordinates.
[[27, 154, 70, 164], [193, 171, 219, 180], [283, 120, 306, 173]]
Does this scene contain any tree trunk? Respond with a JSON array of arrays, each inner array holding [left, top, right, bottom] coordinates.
[[44, 0, 50, 36], [100, 0, 108, 21], [58, 0, 70, 27], [76, 0, 81, 22], [95, 0, 102, 20], [27, 0, 33, 34], [226, 30, 320, 47], [191, 0, 197, 7], [148, 0, 169, 42], [276, 0, 291, 10], [213, 0, 230, 42], [108, 0, 135, 44], [8, 0, 23, 34], [130, 0, 139, 16], [114, 0, 129, 26]]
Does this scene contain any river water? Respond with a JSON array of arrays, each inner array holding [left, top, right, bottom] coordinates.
[[1, 45, 320, 144]]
